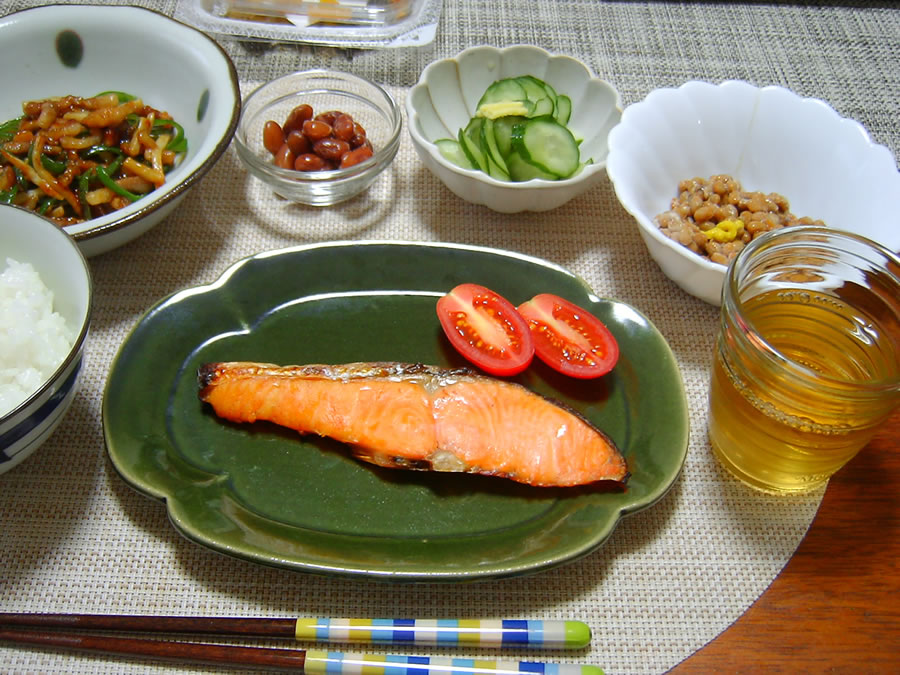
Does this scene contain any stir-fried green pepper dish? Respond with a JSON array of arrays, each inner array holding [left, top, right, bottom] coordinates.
[[0, 91, 187, 225]]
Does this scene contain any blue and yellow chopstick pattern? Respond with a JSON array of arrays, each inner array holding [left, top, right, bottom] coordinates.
[[304, 651, 604, 675], [294, 619, 591, 650]]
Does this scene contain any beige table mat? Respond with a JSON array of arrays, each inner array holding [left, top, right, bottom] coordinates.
[[2, 1, 899, 673]]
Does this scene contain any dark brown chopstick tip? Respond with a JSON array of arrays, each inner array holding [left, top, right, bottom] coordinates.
[[0, 628, 307, 671]]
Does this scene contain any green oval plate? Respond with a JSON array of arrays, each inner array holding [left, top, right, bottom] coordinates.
[[104, 241, 688, 581]]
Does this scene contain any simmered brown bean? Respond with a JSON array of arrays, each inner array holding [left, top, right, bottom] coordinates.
[[655, 174, 825, 265], [332, 114, 355, 142], [313, 138, 350, 161], [294, 153, 327, 172], [340, 144, 374, 168], [350, 123, 367, 148], [283, 104, 313, 134], [263, 121, 284, 155], [315, 110, 340, 126], [285, 130, 311, 155], [262, 104, 374, 173], [302, 119, 333, 141], [274, 144, 295, 169]]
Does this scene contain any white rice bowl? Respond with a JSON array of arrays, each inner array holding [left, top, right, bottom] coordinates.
[[0, 259, 75, 416], [0, 205, 91, 474]]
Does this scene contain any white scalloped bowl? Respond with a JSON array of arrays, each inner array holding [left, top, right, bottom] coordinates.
[[606, 80, 900, 305], [406, 45, 622, 213], [0, 5, 240, 257]]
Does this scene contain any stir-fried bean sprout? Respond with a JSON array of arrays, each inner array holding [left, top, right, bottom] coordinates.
[[0, 91, 187, 225]]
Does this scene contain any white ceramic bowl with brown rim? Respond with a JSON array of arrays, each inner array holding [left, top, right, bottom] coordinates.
[[0, 4, 240, 256]]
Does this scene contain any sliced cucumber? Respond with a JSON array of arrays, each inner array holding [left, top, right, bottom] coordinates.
[[515, 75, 555, 116], [484, 152, 511, 181], [480, 121, 511, 181], [491, 115, 526, 158], [478, 76, 560, 119], [516, 75, 549, 99], [538, 78, 559, 101], [435, 139, 474, 170], [532, 97, 555, 117], [437, 75, 585, 183], [480, 118, 510, 174], [477, 78, 527, 109], [517, 76, 556, 104], [505, 152, 558, 182], [511, 115, 580, 179], [464, 116, 484, 143], [554, 94, 572, 126], [458, 118, 488, 173]]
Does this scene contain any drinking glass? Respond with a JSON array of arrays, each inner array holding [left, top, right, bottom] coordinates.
[[708, 226, 900, 493]]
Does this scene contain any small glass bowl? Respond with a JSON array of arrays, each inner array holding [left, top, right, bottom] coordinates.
[[235, 70, 402, 206]]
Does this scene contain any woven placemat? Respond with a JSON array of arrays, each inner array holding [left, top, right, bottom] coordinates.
[[2, 1, 898, 673]]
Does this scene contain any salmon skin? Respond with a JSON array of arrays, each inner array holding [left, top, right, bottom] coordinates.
[[198, 361, 628, 487]]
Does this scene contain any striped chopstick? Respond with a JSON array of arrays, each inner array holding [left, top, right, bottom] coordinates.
[[296, 618, 591, 650], [0, 629, 605, 674], [0, 614, 604, 674], [0, 614, 591, 650]]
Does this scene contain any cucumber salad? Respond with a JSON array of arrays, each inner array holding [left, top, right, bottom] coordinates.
[[436, 75, 587, 182]]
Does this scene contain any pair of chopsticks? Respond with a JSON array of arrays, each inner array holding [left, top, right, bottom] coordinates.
[[0, 614, 605, 674]]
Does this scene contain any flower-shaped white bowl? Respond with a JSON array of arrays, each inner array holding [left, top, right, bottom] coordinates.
[[406, 45, 622, 213], [606, 80, 900, 305], [0, 205, 92, 475], [0, 4, 240, 257]]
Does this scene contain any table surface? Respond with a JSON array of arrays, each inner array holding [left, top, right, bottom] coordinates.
[[673, 409, 900, 673], [1, 1, 898, 674]]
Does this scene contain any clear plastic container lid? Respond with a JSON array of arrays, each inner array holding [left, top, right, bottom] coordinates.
[[221, 0, 414, 26], [175, 0, 442, 48]]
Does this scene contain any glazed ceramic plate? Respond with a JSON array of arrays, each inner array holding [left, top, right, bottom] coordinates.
[[104, 242, 688, 581]]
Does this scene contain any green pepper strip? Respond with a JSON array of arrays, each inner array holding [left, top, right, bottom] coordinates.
[[40, 154, 67, 175], [107, 155, 124, 175], [78, 169, 93, 220], [95, 165, 140, 202], [13, 167, 27, 190], [26, 137, 66, 178], [38, 196, 59, 215], [83, 145, 124, 174], [0, 116, 23, 143], [83, 144, 123, 158], [153, 119, 187, 153], [0, 186, 18, 204]]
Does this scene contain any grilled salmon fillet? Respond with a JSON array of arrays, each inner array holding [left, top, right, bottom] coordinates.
[[198, 361, 628, 487]]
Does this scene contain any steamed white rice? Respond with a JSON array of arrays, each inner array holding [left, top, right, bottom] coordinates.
[[0, 258, 75, 417]]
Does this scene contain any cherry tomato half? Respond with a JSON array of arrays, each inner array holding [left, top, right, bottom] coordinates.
[[517, 293, 619, 379], [436, 283, 534, 377]]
